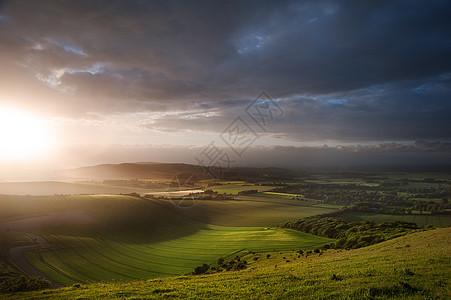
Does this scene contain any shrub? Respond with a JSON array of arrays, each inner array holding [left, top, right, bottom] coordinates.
[[0, 276, 51, 293], [192, 263, 209, 275], [217, 257, 224, 266], [225, 259, 247, 271], [330, 274, 342, 281]]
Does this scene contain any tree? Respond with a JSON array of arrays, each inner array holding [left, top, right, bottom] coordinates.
[[192, 263, 209, 275], [217, 257, 224, 266]]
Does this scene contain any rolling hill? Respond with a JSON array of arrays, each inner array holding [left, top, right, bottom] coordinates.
[[63, 162, 294, 180], [0, 194, 333, 286], [7, 227, 450, 299], [0, 181, 161, 196], [1, 169, 449, 298]]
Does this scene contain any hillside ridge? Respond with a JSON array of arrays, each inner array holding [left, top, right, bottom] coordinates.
[[9, 227, 450, 299], [63, 162, 293, 180]]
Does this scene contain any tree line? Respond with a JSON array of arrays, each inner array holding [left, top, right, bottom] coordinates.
[[281, 216, 422, 250]]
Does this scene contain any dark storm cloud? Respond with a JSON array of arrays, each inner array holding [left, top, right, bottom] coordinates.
[[147, 74, 451, 142], [239, 143, 451, 168], [274, 74, 451, 142], [0, 0, 450, 142]]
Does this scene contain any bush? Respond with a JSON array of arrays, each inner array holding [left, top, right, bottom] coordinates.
[[192, 263, 210, 275], [238, 189, 258, 195], [217, 257, 224, 266], [230, 260, 247, 271], [330, 274, 342, 281], [0, 276, 51, 293]]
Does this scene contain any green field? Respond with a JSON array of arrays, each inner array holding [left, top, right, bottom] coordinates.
[[156, 193, 338, 227], [8, 227, 450, 299], [0, 194, 333, 286], [263, 191, 303, 197], [208, 183, 274, 195], [305, 178, 380, 187], [0, 171, 449, 294], [24, 225, 332, 286]]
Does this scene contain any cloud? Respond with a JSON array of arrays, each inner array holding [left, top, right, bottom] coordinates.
[[0, 0, 450, 144], [229, 142, 451, 169], [414, 140, 451, 151], [140, 74, 451, 142], [1, 140, 450, 180], [65, 142, 450, 170]]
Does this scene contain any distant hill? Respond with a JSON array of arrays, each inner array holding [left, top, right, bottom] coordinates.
[[0, 181, 157, 196], [63, 162, 294, 180], [64, 162, 203, 180]]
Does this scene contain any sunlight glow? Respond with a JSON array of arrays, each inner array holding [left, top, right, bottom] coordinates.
[[0, 106, 58, 161]]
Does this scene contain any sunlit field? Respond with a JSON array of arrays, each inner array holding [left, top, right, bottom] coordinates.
[[0, 193, 333, 286], [25, 225, 332, 285], [8, 228, 451, 299]]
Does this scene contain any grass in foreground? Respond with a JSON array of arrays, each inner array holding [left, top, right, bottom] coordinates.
[[8, 227, 450, 299]]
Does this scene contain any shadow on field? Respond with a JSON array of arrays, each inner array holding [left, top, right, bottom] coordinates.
[[0, 194, 210, 245]]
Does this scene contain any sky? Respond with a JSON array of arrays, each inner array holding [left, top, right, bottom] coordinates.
[[0, 0, 451, 178]]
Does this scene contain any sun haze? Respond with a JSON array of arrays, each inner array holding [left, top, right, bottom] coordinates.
[[0, 0, 450, 175], [0, 106, 58, 161]]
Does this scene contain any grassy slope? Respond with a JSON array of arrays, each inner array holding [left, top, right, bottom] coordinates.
[[0, 195, 333, 286], [10, 227, 450, 299], [23, 225, 332, 286], [0, 181, 162, 196], [156, 192, 337, 227]]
